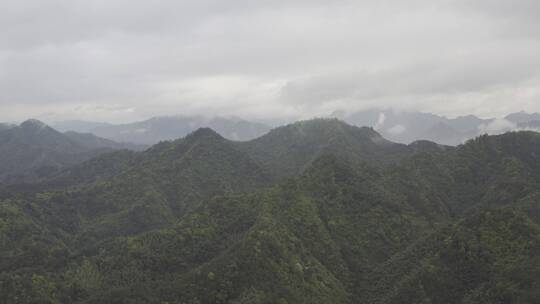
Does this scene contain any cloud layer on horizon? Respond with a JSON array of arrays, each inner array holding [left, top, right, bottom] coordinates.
[[1, 0, 540, 123]]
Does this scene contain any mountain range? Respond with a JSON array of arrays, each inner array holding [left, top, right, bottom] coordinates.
[[333, 109, 540, 145], [53, 116, 272, 145], [0, 119, 145, 184], [1, 118, 539, 303], [50, 110, 540, 147]]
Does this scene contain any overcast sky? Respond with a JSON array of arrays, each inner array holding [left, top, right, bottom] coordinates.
[[1, 0, 540, 123]]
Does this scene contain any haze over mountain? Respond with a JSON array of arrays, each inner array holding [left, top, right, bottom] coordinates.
[[3, 1, 540, 124], [52, 109, 540, 146], [1, 118, 538, 303], [0, 123, 15, 131], [53, 116, 271, 145], [333, 109, 540, 145], [2, 0, 540, 301]]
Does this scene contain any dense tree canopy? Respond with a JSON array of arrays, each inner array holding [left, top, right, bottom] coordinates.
[[0, 119, 539, 303]]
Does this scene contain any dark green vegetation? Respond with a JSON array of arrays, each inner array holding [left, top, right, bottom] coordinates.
[[0, 119, 145, 184], [1, 119, 539, 304]]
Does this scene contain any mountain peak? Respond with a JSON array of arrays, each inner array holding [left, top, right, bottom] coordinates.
[[261, 118, 387, 146], [20, 119, 49, 131], [180, 128, 226, 145]]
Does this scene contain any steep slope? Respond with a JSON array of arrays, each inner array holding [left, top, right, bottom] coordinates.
[[49, 130, 540, 304], [0, 120, 106, 183], [365, 206, 540, 304], [0, 120, 146, 184], [238, 118, 412, 178], [2, 128, 272, 247], [1, 122, 540, 303], [0, 128, 277, 304], [27, 155, 437, 303]]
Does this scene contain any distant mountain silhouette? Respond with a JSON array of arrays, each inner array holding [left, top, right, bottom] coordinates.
[[54, 116, 271, 145], [505, 111, 540, 124], [333, 109, 540, 145]]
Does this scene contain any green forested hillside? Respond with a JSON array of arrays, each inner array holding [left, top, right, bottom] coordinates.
[[0, 120, 539, 304], [0, 120, 142, 184], [238, 119, 413, 178], [367, 207, 540, 304]]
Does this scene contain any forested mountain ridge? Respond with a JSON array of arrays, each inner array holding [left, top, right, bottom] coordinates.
[[1, 128, 272, 248], [0, 119, 116, 184], [7, 119, 418, 194], [237, 118, 415, 178], [0, 119, 148, 185], [0, 119, 539, 304]]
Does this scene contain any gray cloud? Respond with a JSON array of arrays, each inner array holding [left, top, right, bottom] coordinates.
[[1, 0, 540, 122]]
